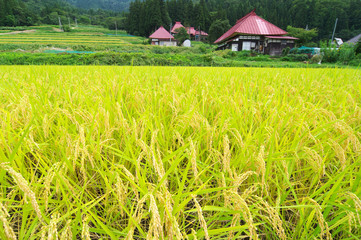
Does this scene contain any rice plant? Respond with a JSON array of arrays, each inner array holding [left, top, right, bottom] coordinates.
[[0, 66, 360, 239]]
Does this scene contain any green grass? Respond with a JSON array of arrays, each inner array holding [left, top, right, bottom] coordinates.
[[0, 66, 360, 239]]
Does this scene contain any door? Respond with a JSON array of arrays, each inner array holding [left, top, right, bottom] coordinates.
[[242, 41, 251, 50], [231, 44, 238, 51]]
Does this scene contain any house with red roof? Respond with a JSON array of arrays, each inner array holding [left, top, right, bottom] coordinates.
[[149, 26, 177, 46], [215, 10, 297, 55], [171, 22, 185, 34], [171, 22, 208, 41]]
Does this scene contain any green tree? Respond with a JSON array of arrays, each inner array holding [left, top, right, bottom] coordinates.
[[208, 19, 231, 43], [286, 26, 318, 46], [174, 27, 189, 45], [355, 39, 361, 55]]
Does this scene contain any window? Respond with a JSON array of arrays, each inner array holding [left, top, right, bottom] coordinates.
[[242, 41, 251, 50]]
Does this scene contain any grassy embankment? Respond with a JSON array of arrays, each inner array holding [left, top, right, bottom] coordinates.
[[0, 66, 361, 239]]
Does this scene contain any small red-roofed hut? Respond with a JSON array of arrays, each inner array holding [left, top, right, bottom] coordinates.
[[149, 26, 177, 46], [215, 9, 297, 55]]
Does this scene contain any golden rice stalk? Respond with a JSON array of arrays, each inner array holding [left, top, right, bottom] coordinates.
[[43, 163, 60, 211], [346, 192, 361, 226], [228, 213, 240, 240], [126, 194, 148, 240], [158, 190, 182, 240], [114, 173, 127, 217], [48, 213, 60, 240], [229, 128, 245, 148], [189, 139, 199, 180], [154, 147, 166, 181], [191, 229, 198, 240], [0, 202, 17, 240], [233, 171, 258, 188], [251, 196, 286, 240], [256, 146, 267, 194], [307, 198, 332, 240], [119, 164, 139, 201], [0, 163, 43, 222], [223, 135, 232, 176], [81, 215, 91, 240], [173, 130, 184, 147], [334, 121, 361, 154], [241, 184, 260, 200], [331, 140, 346, 170], [59, 220, 72, 240], [42, 114, 50, 138], [147, 194, 163, 240], [228, 191, 258, 240], [303, 147, 325, 176], [136, 139, 151, 160], [349, 135, 361, 154], [40, 226, 47, 240], [347, 212, 356, 234], [192, 195, 210, 240]]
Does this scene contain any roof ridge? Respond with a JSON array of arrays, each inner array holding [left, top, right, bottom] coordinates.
[[236, 10, 256, 24]]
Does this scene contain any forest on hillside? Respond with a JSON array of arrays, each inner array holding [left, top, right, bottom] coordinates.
[[0, 0, 124, 28], [63, 0, 132, 12], [126, 0, 361, 43]]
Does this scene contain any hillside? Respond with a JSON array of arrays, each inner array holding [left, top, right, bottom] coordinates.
[[64, 0, 132, 11]]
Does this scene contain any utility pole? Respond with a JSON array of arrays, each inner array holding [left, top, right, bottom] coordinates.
[[198, 25, 200, 41], [75, 18, 78, 27], [115, 21, 118, 35], [331, 18, 338, 45], [170, 23, 172, 45]]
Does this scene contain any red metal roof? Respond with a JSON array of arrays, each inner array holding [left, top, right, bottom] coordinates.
[[149, 26, 174, 40], [186, 27, 208, 36], [186, 27, 196, 35], [195, 30, 208, 36], [215, 10, 288, 43], [266, 36, 298, 40], [171, 22, 185, 33]]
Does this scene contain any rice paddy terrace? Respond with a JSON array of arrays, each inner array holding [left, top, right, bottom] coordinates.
[[0, 66, 361, 239], [0, 27, 145, 51]]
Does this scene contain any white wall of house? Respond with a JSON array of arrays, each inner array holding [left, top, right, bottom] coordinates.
[[151, 39, 177, 46], [160, 41, 177, 46]]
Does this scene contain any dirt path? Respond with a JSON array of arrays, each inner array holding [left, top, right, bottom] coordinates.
[[52, 27, 63, 32], [0, 29, 36, 35]]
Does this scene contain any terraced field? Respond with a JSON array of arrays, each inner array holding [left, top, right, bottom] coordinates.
[[0, 66, 361, 239], [0, 27, 145, 51]]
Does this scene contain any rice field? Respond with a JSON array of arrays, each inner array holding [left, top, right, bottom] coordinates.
[[0, 31, 144, 49], [0, 66, 361, 239]]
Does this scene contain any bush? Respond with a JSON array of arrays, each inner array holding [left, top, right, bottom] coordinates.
[[250, 55, 271, 61], [354, 40, 361, 55], [309, 54, 323, 64], [282, 47, 290, 56], [321, 48, 338, 63], [338, 44, 355, 64], [280, 54, 308, 62], [349, 58, 361, 66], [63, 25, 71, 32], [72, 45, 93, 51]]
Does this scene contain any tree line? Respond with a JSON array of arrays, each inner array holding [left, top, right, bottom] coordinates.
[[125, 0, 361, 43], [0, 0, 125, 29]]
